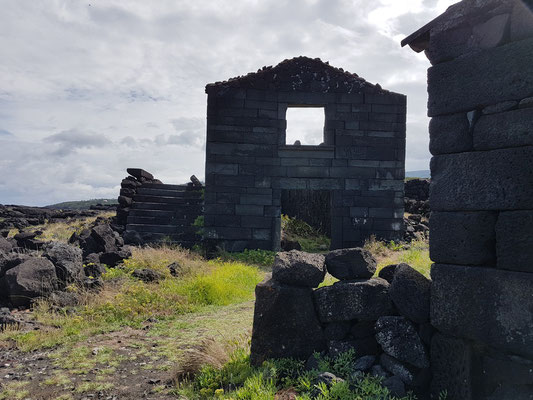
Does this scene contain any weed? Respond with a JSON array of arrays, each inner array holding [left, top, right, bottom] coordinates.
[[218, 248, 276, 268], [75, 381, 114, 393], [281, 215, 330, 253]]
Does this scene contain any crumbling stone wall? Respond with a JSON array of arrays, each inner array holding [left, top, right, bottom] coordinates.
[[117, 169, 203, 247], [204, 57, 406, 252], [403, 0, 533, 398], [251, 250, 432, 397]]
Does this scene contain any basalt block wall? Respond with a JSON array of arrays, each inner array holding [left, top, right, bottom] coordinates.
[[404, 0, 533, 398], [203, 57, 406, 252]]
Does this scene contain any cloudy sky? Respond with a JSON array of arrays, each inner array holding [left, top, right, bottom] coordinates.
[[0, 0, 456, 206]]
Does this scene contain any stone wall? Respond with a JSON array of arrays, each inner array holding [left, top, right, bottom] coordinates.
[[204, 57, 406, 252], [251, 250, 432, 398], [403, 0, 533, 398], [117, 169, 203, 247]]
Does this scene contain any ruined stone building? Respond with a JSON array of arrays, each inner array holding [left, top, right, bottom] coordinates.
[[403, 0, 533, 398], [203, 57, 406, 252]]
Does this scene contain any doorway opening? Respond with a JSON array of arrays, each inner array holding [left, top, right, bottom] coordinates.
[[280, 189, 331, 252]]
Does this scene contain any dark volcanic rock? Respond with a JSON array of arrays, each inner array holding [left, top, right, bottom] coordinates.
[[316, 372, 343, 386], [84, 263, 106, 278], [167, 262, 183, 277], [272, 250, 325, 287], [127, 168, 154, 180], [324, 321, 351, 341], [325, 247, 376, 280], [132, 268, 163, 283], [378, 264, 398, 283], [383, 376, 406, 397], [0, 237, 12, 253], [43, 242, 84, 284], [350, 320, 376, 339], [389, 263, 431, 324], [327, 337, 380, 358], [280, 238, 302, 251], [99, 249, 131, 267], [375, 316, 429, 369], [353, 355, 376, 371], [0, 307, 20, 330], [314, 278, 393, 323], [91, 224, 118, 253], [5, 258, 58, 307], [380, 354, 415, 385], [123, 230, 143, 245], [250, 276, 325, 365]]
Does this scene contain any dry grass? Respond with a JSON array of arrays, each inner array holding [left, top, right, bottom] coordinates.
[[173, 337, 235, 383], [28, 211, 116, 243], [364, 235, 431, 278]]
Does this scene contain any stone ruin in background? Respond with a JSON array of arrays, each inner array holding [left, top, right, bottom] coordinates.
[[203, 56, 406, 252], [116, 168, 203, 246]]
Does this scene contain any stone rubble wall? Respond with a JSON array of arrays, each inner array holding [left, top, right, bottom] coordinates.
[[250, 249, 432, 398], [420, 1, 533, 398], [116, 169, 204, 247]]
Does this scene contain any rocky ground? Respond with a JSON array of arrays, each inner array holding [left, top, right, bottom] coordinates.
[[0, 302, 254, 400]]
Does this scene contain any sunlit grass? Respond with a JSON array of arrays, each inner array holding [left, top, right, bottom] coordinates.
[[0, 244, 264, 352]]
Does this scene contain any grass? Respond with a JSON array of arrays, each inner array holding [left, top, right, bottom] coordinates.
[[282, 214, 331, 253], [364, 236, 431, 278], [0, 223, 431, 399], [0, 245, 263, 352], [175, 346, 422, 400], [33, 211, 116, 242]]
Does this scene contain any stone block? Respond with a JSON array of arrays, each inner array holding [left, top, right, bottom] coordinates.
[[429, 113, 472, 155], [428, 38, 533, 116], [314, 278, 393, 323], [214, 227, 251, 240], [204, 204, 234, 215], [510, 0, 533, 42], [214, 175, 255, 188], [308, 179, 342, 190], [430, 333, 472, 400], [430, 211, 497, 265], [205, 163, 239, 175], [482, 100, 518, 115], [496, 211, 533, 273], [235, 204, 264, 216], [250, 277, 325, 365], [430, 147, 533, 210], [287, 166, 330, 178], [431, 264, 533, 357], [240, 216, 272, 229], [252, 229, 270, 241], [474, 108, 533, 150], [239, 194, 272, 206]]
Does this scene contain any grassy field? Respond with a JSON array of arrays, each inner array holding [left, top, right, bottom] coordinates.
[[0, 217, 431, 399]]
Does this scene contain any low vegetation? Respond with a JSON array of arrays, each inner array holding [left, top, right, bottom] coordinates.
[[176, 347, 420, 399], [282, 214, 331, 253], [1, 215, 432, 399]]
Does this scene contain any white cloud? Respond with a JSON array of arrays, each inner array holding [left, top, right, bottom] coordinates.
[[0, 0, 456, 206]]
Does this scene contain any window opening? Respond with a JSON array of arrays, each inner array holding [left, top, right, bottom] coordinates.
[[285, 107, 325, 145]]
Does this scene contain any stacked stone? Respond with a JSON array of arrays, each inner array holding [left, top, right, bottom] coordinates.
[[116, 168, 161, 227], [402, 0, 533, 398], [204, 56, 406, 252], [250, 249, 432, 397]]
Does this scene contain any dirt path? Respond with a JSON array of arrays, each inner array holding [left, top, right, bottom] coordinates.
[[0, 302, 255, 400]]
